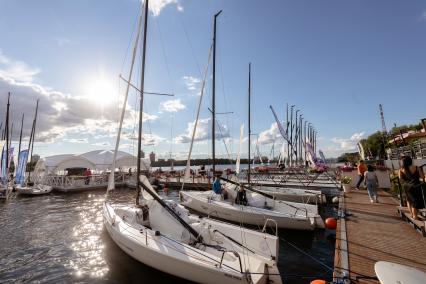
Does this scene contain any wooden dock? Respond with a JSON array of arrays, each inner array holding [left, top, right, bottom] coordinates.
[[334, 189, 426, 283]]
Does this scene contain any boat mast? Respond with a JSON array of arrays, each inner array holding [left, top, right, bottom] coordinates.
[[27, 100, 39, 182], [212, 10, 222, 174], [17, 114, 24, 163], [4, 92, 10, 184], [130, 0, 202, 242], [247, 63, 251, 185], [135, 0, 149, 205]]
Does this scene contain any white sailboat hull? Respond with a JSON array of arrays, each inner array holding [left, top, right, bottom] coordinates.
[[257, 187, 326, 204], [103, 202, 282, 284], [180, 191, 322, 230], [16, 184, 53, 196]]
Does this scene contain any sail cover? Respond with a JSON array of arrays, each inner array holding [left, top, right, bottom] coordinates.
[[1, 147, 13, 184], [235, 124, 244, 174]]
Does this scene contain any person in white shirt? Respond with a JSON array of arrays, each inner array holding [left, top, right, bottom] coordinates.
[[364, 165, 379, 203]]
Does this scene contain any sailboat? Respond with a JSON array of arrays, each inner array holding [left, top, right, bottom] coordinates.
[[15, 100, 53, 196], [0, 93, 13, 200], [180, 63, 325, 230], [103, 3, 282, 283]]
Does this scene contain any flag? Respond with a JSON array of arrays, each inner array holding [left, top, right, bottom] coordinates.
[[270, 106, 288, 141], [319, 150, 327, 165], [16, 150, 29, 185], [357, 142, 365, 160]]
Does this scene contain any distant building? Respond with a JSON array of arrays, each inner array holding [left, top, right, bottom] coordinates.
[[140, 150, 145, 158], [149, 152, 155, 163]]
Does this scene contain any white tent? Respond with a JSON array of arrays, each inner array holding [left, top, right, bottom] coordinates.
[[35, 150, 150, 175]]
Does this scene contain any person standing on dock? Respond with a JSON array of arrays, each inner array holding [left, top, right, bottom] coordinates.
[[355, 160, 367, 190], [364, 165, 379, 203], [399, 156, 425, 220]]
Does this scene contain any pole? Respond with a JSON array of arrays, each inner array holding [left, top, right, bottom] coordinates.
[[290, 107, 293, 166], [136, 0, 149, 204], [299, 116, 303, 165], [248, 63, 251, 185], [212, 10, 222, 175], [4, 93, 10, 183], [17, 114, 24, 166], [295, 110, 299, 165], [27, 100, 39, 182], [286, 103, 289, 166], [304, 120, 307, 166]]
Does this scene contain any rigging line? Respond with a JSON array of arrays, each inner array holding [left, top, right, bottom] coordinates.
[[120, 7, 142, 74], [154, 16, 175, 94], [215, 119, 232, 162], [177, 12, 202, 77]]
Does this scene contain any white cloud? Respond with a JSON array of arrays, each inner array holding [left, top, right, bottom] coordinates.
[[258, 122, 281, 145], [56, 37, 71, 47], [182, 75, 201, 93], [142, 133, 166, 146], [92, 141, 111, 147], [63, 138, 89, 144], [329, 131, 365, 153], [0, 50, 159, 147], [159, 99, 186, 113], [149, 0, 183, 16], [420, 11, 426, 21], [175, 118, 230, 143], [0, 50, 40, 82]]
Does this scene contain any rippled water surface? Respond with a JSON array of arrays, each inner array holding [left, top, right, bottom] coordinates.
[[0, 188, 335, 284]]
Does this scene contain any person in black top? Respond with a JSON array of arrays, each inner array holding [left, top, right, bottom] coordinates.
[[399, 156, 425, 220]]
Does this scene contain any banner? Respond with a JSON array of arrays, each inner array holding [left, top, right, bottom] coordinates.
[[269, 106, 288, 141], [357, 142, 365, 160], [305, 139, 318, 168], [319, 150, 327, 165], [16, 149, 29, 185]]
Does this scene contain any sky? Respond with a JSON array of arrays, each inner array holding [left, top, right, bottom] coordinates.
[[0, 0, 425, 160]]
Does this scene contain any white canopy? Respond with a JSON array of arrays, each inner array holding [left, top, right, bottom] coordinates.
[[35, 150, 150, 175]]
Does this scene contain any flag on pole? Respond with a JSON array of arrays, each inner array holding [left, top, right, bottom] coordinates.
[[16, 149, 29, 185]]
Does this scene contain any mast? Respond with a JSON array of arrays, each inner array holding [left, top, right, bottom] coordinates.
[[286, 103, 289, 166], [18, 114, 24, 163], [135, 0, 149, 204], [247, 63, 251, 185], [130, 0, 202, 242], [108, 4, 144, 192], [8, 123, 13, 149], [27, 100, 39, 182], [212, 10, 222, 174], [4, 93, 10, 184]]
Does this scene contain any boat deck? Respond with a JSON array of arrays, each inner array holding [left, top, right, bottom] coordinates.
[[334, 189, 426, 283]]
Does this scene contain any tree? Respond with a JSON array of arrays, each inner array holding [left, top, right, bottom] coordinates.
[[337, 152, 360, 163]]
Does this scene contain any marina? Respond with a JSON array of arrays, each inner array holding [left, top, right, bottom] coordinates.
[[1, 1, 426, 283]]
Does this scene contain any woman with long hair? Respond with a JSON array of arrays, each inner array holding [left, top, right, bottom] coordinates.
[[399, 156, 425, 220]]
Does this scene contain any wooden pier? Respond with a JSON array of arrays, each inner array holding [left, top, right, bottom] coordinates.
[[334, 189, 426, 283]]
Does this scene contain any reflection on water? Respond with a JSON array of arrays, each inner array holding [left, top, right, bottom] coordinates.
[[67, 195, 108, 279], [0, 188, 335, 284]]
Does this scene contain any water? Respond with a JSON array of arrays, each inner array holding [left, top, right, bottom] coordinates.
[[0, 189, 335, 284]]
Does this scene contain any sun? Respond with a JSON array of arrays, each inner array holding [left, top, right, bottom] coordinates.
[[86, 77, 116, 103]]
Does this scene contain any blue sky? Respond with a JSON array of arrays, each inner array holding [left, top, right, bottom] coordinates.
[[0, 0, 425, 159]]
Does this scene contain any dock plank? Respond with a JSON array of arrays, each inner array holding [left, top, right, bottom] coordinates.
[[334, 190, 426, 283]]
